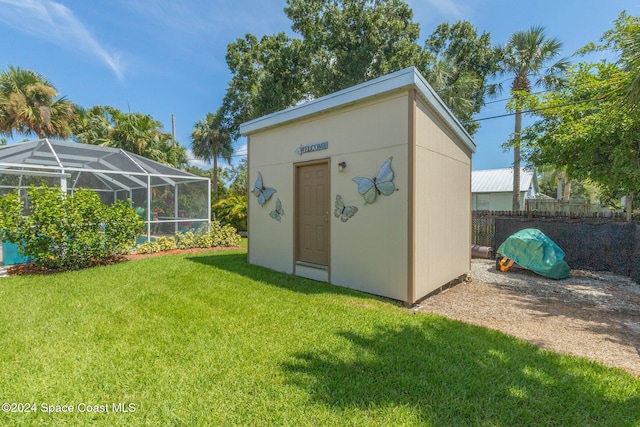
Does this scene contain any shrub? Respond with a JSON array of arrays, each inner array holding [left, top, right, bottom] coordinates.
[[175, 231, 197, 249], [133, 220, 240, 254], [134, 241, 159, 254], [156, 236, 177, 251], [0, 186, 144, 270], [198, 221, 242, 247], [213, 193, 247, 231], [135, 236, 177, 254]]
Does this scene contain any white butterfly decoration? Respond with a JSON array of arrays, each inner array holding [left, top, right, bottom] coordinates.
[[269, 198, 285, 222], [252, 171, 277, 206], [352, 156, 395, 204], [334, 195, 358, 222]]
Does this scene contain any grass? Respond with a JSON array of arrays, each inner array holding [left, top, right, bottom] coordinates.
[[0, 248, 638, 426]]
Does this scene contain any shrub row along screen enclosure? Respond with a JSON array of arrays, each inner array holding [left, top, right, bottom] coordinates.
[[0, 139, 211, 244]]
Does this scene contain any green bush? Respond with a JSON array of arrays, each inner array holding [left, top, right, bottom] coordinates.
[[197, 221, 242, 247], [156, 236, 177, 251], [134, 241, 160, 254], [213, 193, 247, 231], [135, 236, 177, 254], [0, 186, 145, 270], [175, 231, 196, 249], [133, 220, 240, 254]]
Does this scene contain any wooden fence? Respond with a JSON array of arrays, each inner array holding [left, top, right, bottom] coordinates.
[[525, 199, 603, 214], [472, 211, 496, 248]]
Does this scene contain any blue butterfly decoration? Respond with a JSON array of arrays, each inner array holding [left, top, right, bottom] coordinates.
[[334, 195, 358, 222], [252, 171, 277, 206], [352, 156, 395, 204], [269, 198, 285, 222]]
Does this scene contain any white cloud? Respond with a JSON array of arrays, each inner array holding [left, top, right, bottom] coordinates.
[[234, 143, 247, 157], [187, 147, 246, 170], [0, 0, 124, 80], [186, 148, 211, 169], [118, 0, 290, 39]]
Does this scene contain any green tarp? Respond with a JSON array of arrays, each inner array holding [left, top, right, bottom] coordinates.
[[497, 228, 570, 280]]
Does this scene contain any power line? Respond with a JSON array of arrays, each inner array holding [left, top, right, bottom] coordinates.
[[483, 89, 554, 105], [470, 96, 602, 123]]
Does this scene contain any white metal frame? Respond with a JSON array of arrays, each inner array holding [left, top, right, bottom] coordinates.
[[0, 139, 211, 243]]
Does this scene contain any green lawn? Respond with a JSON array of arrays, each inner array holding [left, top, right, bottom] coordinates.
[[0, 248, 638, 426]]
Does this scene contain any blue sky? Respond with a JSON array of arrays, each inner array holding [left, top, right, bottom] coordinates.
[[0, 0, 637, 170]]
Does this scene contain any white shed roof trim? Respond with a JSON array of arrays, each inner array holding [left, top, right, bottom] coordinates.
[[240, 67, 476, 153]]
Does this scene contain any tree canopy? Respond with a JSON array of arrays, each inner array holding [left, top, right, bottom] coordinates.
[[424, 21, 499, 135], [521, 12, 640, 216], [217, 0, 497, 138], [285, 0, 425, 94], [218, 33, 309, 139], [0, 66, 76, 139], [191, 112, 233, 196], [72, 105, 187, 168], [0, 65, 187, 169], [492, 26, 569, 211]]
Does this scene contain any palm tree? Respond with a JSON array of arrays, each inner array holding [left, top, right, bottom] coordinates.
[[71, 105, 186, 168], [191, 112, 233, 197], [609, 12, 640, 105], [493, 27, 569, 211], [110, 110, 158, 155], [424, 59, 482, 134], [72, 105, 113, 146], [0, 66, 76, 139]]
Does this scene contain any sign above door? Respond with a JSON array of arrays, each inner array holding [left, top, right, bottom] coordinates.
[[295, 141, 328, 156]]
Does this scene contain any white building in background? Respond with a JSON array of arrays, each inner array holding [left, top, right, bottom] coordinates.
[[472, 168, 539, 211]]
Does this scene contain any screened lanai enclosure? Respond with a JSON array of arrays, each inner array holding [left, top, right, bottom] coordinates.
[[0, 139, 210, 265]]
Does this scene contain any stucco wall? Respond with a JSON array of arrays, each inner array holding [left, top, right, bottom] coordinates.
[[248, 91, 410, 301], [413, 95, 472, 300], [246, 161, 294, 275]]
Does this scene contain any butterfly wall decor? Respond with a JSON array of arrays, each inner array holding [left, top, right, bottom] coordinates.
[[352, 156, 395, 204], [252, 171, 277, 206], [334, 195, 358, 222], [269, 198, 285, 222]]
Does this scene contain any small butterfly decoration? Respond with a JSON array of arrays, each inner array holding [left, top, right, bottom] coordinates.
[[252, 171, 277, 206], [352, 156, 395, 204], [334, 195, 358, 222], [269, 198, 285, 222]]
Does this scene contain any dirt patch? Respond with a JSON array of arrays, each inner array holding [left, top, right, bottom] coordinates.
[[413, 259, 640, 377]]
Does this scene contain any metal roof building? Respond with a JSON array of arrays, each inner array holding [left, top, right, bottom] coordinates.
[[472, 168, 537, 193], [471, 168, 539, 211]]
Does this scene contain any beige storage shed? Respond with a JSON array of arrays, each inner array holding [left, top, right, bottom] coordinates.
[[240, 67, 475, 304]]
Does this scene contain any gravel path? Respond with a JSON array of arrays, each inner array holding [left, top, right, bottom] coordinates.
[[413, 259, 640, 377]]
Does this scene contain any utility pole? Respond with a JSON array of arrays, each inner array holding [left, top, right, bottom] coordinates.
[[171, 114, 176, 146]]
